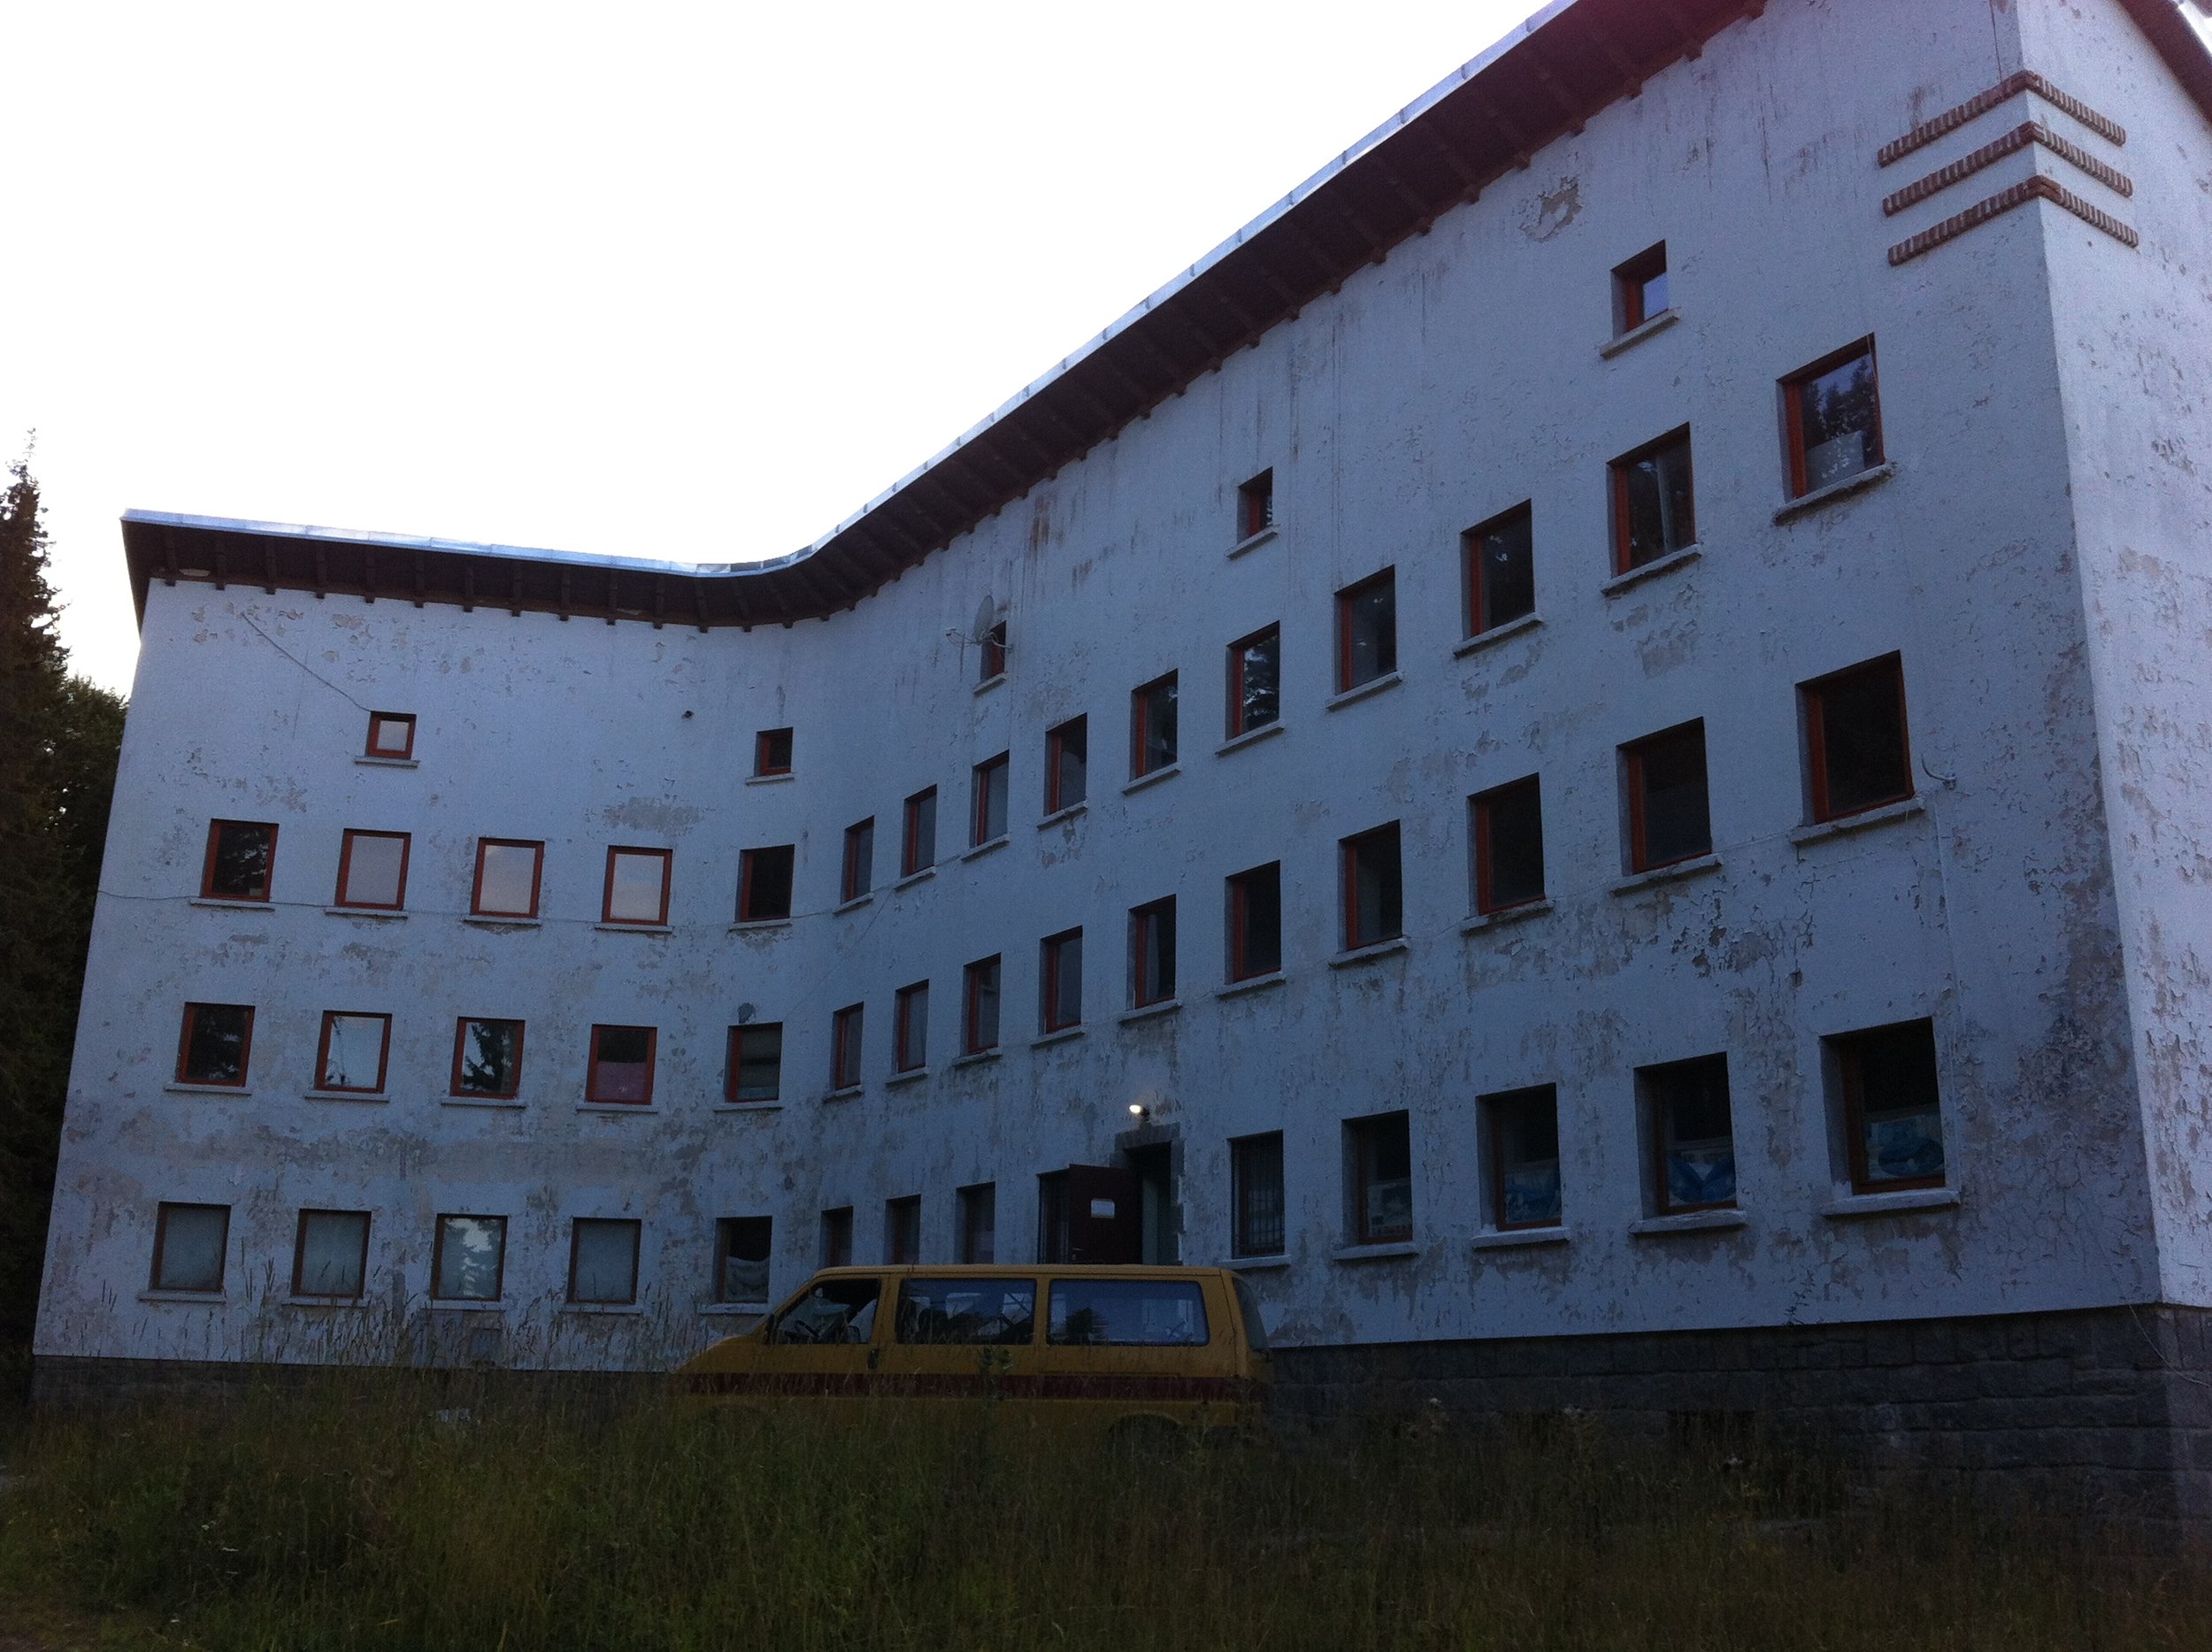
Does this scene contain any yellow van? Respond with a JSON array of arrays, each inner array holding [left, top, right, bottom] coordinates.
[[676, 1264, 1271, 1437]]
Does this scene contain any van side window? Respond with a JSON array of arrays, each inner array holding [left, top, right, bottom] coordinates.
[[770, 1278, 881, 1345], [896, 1279, 1037, 1345], [1048, 1279, 1209, 1347], [1231, 1275, 1271, 1352]]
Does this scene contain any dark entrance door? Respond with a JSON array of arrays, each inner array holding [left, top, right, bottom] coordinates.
[[1126, 1143, 1177, 1264], [1062, 1164, 1141, 1263]]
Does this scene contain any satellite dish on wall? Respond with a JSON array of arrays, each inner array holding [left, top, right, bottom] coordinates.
[[736, 1003, 757, 1025], [971, 595, 1000, 645]]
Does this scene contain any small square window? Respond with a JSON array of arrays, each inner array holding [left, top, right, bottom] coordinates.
[[1041, 928, 1083, 1033], [177, 1003, 253, 1087], [602, 846, 672, 926], [1346, 1112, 1412, 1245], [316, 1010, 391, 1094], [292, 1209, 371, 1299], [202, 820, 277, 903], [151, 1202, 229, 1293], [1046, 717, 1087, 814], [1129, 896, 1177, 1008], [886, 1195, 921, 1265], [957, 1184, 997, 1264], [452, 1017, 525, 1099], [726, 1022, 783, 1103], [334, 828, 410, 910], [1463, 504, 1535, 637], [1623, 721, 1711, 872], [841, 818, 874, 903], [1226, 862, 1282, 981], [902, 788, 938, 877], [1803, 654, 1912, 822], [1237, 470, 1274, 542], [587, 1024, 657, 1105], [964, 957, 1002, 1054], [568, 1218, 641, 1305], [895, 980, 930, 1072], [1335, 569, 1397, 693], [1471, 777, 1545, 914], [365, 712, 416, 759], [738, 844, 795, 923], [1340, 823, 1403, 951], [980, 617, 1008, 684], [1642, 1054, 1736, 1214], [1614, 242, 1670, 334], [1610, 427, 1697, 573], [1131, 673, 1179, 779], [472, 839, 543, 918], [1227, 625, 1281, 739], [1785, 338, 1883, 498], [716, 1216, 772, 1304], [820, 1206, 854, 1268], [831, 1003, 865, 1090], [972, 754, 1010, 846], [431, 1213, 507, 1302], [1483, 1086, 1562, 1230], [754, 727, 794, 777], [1230, 1132, 1286, 1257], [1831, 1019, 1945, 1193]]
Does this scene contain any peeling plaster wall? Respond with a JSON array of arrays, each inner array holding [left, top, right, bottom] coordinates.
[[35, 0, 2181, 1372]]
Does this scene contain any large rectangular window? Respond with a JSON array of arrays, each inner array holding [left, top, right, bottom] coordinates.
[[176, 1003, 253, 1087], [841, 818, 874, 903], [568, 1218, 641, 1305], [452, 1017, 525, 1100], [1786, 338, 1883, 497], [1040, 928, 1083, 1033], [1131, 673, 1179, 779], [472, 839, 543, 918], [315, 1010, 391, 1094], [1048, 1278, 1208, 1347], [1623, 721, 1711, 872], [957, 1184, 996, 1264], [1226, 862, 1282, 981], [201, 820, 277, 903], [819, 1207, 854, 1269], [1463, 504, 1535, 636], [831, 1003, 865, 1090], [886, 1195, 921, 1265], [1803, 654, 1912, 823], [1471, 777, 1546, 914], [586, 1025, 657, 1104], [1831, 1019, 1945, 1192], [1340, 823, 1404, 950], [964, 957, 1002, 1053], [1483, 1086, 1563, 1230], [1642, 1054, 1736, 1214], [1231, 1132, 1286, 1257], [1347, 1112, 1413, 1245], [726, 1022, 783, 1103], [1129, 896, 1177, 1008], [1046, 717, 1087, 814], [602, 846, 672, 926], [716, 1216, 772, 1305], [292, 1209, 370, 1299], [738, 845, 795, 923], [1610, 427, 1697, 572], [432, 1214, 506, 1302], [902, 788, 937, 877], [894, 980, 929, 1072], [1335, 570, 1397, 692], [151, 1202, 229, 1293], [972, 754, 1010, 846], [334, 829, 410, 910], [1227, 625, 1280, 739]]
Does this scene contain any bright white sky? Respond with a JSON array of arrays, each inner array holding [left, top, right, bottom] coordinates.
[[3, 0, 1554, 695]]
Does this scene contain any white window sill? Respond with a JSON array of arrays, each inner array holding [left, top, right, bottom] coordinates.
[[1471, 1226, 1571, 1252], [1216, 722, 1286, 757], [164, 1082, 251, 1097], [743, 772, 796, 787], [949, 1049, 1002, 1069], [354, 755, 419, 769], [1329, 936, 1409, 969], [1124, 764, 1180, 795], [1821, 1187, 1958, 1220], [1119, 999, 1181, 1026], [1774, 460, 1897, 524], [139, 1290, 226, 1305], [1462, 898, 1553, 934], [1226, 1254, 1291, 1272], [974, 672, 1008, 695], [894, 866, 937, 891], [443, 1095, 526, 1109], [1597, 305, 1680, 358], [1325, 672, 1402, 712], [886, 1066, 930, 1087], [962, 835, 1010, 863], [1217, 972, 1286, 1001], [188, 897, 273, 913], [1454, 612, 1543, 657], [1037, 802, 1088, 830], [1601, 544, 1701, 596], [729, 917, 793, 934], [578, 1103, 658, 1115], [833, 893, 873, 914], [559, 1302, 645, 1316], [1629, 1209, 1747, 1237], [595, 922, 672, 935], [1227, 525, 1278, 559], [427, 1300, 506, 1312], [1332, 1241, 1418, 1264], [1790, 795, 1924, 847], [284, 1295, 367, 1309], [1608, 853, 1722, 895], [324, 905, 407, 920], [1031, 1026, 1086, 1049], [824, 1084, 864, 1102], [463, 914, 541, 928], [303, 1089, 388, 1104], [714, 1100, 783, 1113]]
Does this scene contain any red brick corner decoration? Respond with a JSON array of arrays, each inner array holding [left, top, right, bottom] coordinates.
[[1888, 173, 2141, 266], [1878, 69, 2127, 167], [1881, 120, 2134, 216]]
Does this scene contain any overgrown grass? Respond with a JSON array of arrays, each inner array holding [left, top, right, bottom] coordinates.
[[1, 1375, 2207, 1650]]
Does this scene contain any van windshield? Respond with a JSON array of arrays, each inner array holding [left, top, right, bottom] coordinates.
[[771, 1279, 880, 1345], [1048, 1279, 1209, 1347], [896, 1279, 1037, 1345]]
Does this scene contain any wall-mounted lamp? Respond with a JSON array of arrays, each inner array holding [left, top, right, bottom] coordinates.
[[1128, 1103, 1149, 1120]]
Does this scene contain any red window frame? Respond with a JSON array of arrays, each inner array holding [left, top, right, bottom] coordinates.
[[963, 957, 1002, 1054], [894, 980, 929, 1072], [886, 1195, 921, 1265], [585, 1024, 658, 1105], [1226, 863, 1281, 982], [725, 1022, 783, 1104], [754, 727, 794, 777], [450, 1017, 526, 1099], [841, 818, 874, 903], [1339, 823, 1403, 951], [1784, 337, 1884, 500], [1334, 569, 1397, 694], [1835, 1019, 1946, 1195], [1614, 242, 1669, 334], [175, 1002, 254, 1087], [365, 711, 417, 759], [151, 1202, 230, 1293], [715, 1215, 774, 1303], [737, 844, 795, 923], [566, 1217, 642, 1305], [1129, 673, 1178, 780], [1471, 777, 1545, 916], [1129, 896, 1176, 1008], [430, 1213, 507, 1302], [1804, 654, 1913, 823], [1349, 1112, 1414, 1246], [1623, 721, 1710, 873], [290, 1209, 372, 1300], [979, 619, 1008, 684], [819, 1207, 854, 1268], [471, 838, 544, 918], [1609, 427, 1697, 575], [1040, 927, 1083, 1033], [601, 845, 672, 926], [1226, 624, 1280, 739], [972, 754, 1009, 846], [1045, 717, 1087, 815], [314, 1010, 392, 1094], [1462, 503, 1535, 638], [1237, 469, 1274, 542], [956, 1183, 996, 1264], [902, 788, 936, 877], [200, 819, 278, 903], [334, 828, 411, 911], [1644, 1055, 1737, 1216], [1230, 1132, 1286, 1257], [1483, 1086, 1563, 1232], [831, 1003, 865, 1090]]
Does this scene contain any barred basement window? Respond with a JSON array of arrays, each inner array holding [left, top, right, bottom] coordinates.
[[365, 711, 416, 759], [1046, 717, 1087, 813], [1335, 569, 1397, 692], [452, 1017, 525, 1099], [1230, 1131, 1286, 1257], [895, 980, 930, 1072], [1802, 654, 1913, 822], [726, 1022, 783, 1103], [957, 1183, 997, 1264], [819, 1206, 854, 1268], [177, 1003, 253, 1087], [568, 1218, 641, 1305], [972, 754, 1010, 845], [150, 1202, 229, 1293], [964, 957, 1002, 1053], [431, 1214, 506, 1302], [1641, 1054, 1736, 1214], [737, 844, 795, 922], [1613, 242, 1669, 334], [1346, 1112, 1412, 1245], [1131, 672, 1179, 779], [602, 846, 672, 926], [831, 1003, 865, 1090], [1129, 896, 1177, 1008], [1830, 1018, 1945, 1192], [292, 1209, 370, 1299], [586, 1025, 657, 1104], [472, 839, 543, 918], [1623, 721, 1711, 872], [334, 829, 410, 910], [1227, 625, 1280, 738], [902, 788, 937, 876], [716, 1216, 772, 1304], [1041, 928, 1084, 1033], [1237, 469, 1274, 542], [1340, 823, 1403, 950], [886, 1195, 922, 1265], [1226, 862, 1282, 980], [1610, 427, 1696, 573], [1482, 1086, 1562, 1229], [1463, 503, 1535, 637], [1471, 777, 1545, 914], [202, 819, 277, 902], [1785, 338, 1883, 498], [754, 726, 794, 777], [841, 818, 874, 903], [315, 1010, 391, 1094]]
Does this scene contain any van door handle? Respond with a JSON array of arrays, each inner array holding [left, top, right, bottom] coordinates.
[[867, 1347, 882, 1372]]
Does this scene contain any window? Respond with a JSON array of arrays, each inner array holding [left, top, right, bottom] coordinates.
[[568, 1218, 641, 1305], [980, 616, 1008, 684], [902, 788, 937, 876], [895, 980, 929, 1072], [726, 1022, 783, 1103], [716, 1216, 772, 1304], [1614, 242, 1670, 333], [1463, 503, 1535, 636], [1049, 1277, 1207, 1346], [819, 1207, 854, 1269], [1231, 1132, 1286, 1257], [956, 1183, 996, 1264], [432, 1213, 507, 1302], [830, 1003, 864, 1090], [1831, 1019, 1945, 1192], [772, 1275, 879, 1343], [841, 818, 874, 903], [1131, 672, 1179, 779], [1623, 721, 1712, 872], [1335, 569, 1397, 692], [1471, 777, 1546, 914], [737, 845, 795, 922], [292, 1210, 371, 1299], [898, 1275, 1034, 1344], [963, 957, 1002, 1053], [1786, 338, 1883, 497], [602, 847, 672, 926], [1045, 717, 1087, 814], [176, 1003, 252, 1087], [886, 1195, 921, 1265], [472, 838, 543, 918], [1226, 862, 1282, 980], [201, 819, 277, 902], [334, 828, 410, 910], [315, 1010, 391, 1094], [1035, 1172, 1071, 1264], [1227, 625, 1280, 738], [586, 1024, 657, 1104], [1803, 654, 1912, 822], [1340, 823, 1403, 951], [150, 1202, 228, 1293], [1237, 469, 1274, 541], [1483, 1086, 1562, 1229], [452, 1018, 525, 1100], [1040, 928, 1083, 1033], [972, 754, 1009, 846], [1642, 1054, 1736, 1213], [1610, 427, 1697, 572], [365, 711, 416, 759], [1347, 1111, 1413, 1245], [1129, 896, 1177, 1008], [754, 726, 794, 777]]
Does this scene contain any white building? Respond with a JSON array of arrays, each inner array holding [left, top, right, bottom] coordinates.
[[35, 0, 2212, 1518]]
